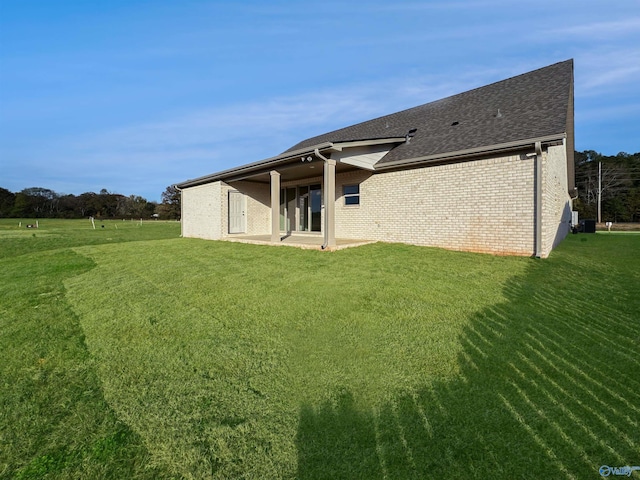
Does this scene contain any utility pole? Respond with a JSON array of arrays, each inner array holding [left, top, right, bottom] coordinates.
[[597, 161, 602, 224]]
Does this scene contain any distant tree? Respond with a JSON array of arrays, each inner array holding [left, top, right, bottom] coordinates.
[[158, 185, 181, 219], [144, 201, 157, 218], [574, 150, 640, 222], [78, 192, 99, 217], [126, 195, 150, 218], [628, 187, 640, 222], [93, 189, 119, 217], [17, 187, 59, 216], [116, 195, 129, 217], [0, 187, 15, 217], [0, 187, 159, 219], [11, 192, 32, 217], [8, 187, 55, 217], [58, 194, 80, 218]]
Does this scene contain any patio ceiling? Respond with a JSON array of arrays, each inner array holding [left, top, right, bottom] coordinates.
[[226, 155, 361, 183]]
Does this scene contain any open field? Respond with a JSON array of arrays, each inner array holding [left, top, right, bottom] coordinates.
[[1, 219, 639, 479], [595, 223, 640, 232], [0, 219, 181, 259]]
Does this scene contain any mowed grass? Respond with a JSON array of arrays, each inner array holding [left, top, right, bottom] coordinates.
[[0, 219, 180, 479], [1, 219, 639, 479], [0, 218, 181, 259]]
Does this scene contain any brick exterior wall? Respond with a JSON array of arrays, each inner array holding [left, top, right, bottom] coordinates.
[[335, 153, 536, 255], [181, 180, 272, 239], [541, 144, 572, 257], [181, 148, 571, 257], [220, 181, 271, 237], [181, 182, 222, 239]]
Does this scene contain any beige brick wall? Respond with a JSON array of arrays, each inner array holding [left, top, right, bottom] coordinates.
[[182, 180, 271, 239], [221, 181, 271, 237], [335, 154, 537, 255], [541, 144, 572, 257], [182, 148, 571, 257], [181, 182, 222, 239]]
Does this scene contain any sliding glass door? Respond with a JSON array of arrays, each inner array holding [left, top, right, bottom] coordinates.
[[310, 184, 321, 232], [298, 186, 309, 232], [280, 184, 322, 233]]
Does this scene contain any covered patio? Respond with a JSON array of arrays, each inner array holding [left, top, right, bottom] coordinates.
[[221, 139, 406, 249], [224, 234, 376, 251]]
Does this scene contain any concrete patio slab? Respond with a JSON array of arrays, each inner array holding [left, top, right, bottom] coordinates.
[[224, 234, 376, 251]]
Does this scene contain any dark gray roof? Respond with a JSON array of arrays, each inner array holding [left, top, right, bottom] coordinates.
[[177, 60, 573, 189], [284, 59, 573, 165]]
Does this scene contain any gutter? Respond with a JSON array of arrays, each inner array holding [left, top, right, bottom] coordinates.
[[374, 134, 566, 170], [534, 141, 543, 258], [176, 142, 334, 188], [176, 136, 408, 188]]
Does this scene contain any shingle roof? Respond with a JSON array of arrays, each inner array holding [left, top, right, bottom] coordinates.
[[176, 60, 573, 189], [284, 59, 573, 166]]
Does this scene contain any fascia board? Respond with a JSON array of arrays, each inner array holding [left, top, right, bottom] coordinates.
[[176, 142, 334, 188], [374, 133, 567, 170]]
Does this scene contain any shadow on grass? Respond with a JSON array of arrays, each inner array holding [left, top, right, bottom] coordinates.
[[296, 243, 640, 479], [0, 249, 168, 479], [297, 389, 383, 479]]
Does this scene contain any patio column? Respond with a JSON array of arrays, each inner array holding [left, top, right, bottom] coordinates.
[[270, 170, 280, 243], [323, 159, 336, 248]]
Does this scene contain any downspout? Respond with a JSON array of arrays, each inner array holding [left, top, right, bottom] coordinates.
[[314, 148, 331, 250], [534, 141, 543, 258], [570, 188, 579, 201]]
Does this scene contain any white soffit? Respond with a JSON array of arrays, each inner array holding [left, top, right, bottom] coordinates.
[[333, 143, 399, 170]]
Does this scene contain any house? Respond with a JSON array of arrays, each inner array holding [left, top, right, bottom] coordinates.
[[176, 59, 575, 257]]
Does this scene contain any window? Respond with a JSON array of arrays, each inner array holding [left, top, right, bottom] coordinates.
[[343, 184, 360, 206]]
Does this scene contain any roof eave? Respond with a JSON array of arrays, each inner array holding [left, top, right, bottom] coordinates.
[[175, 142, 335, 188], [175, 136, 410, 188], [374, 133, 567, 170], [329, 137, 407, 151]]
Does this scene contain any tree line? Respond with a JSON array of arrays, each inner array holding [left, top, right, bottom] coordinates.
[[1, 151, 638, 222], [574, 150, 640, 223], [0, 185, 181, 220]]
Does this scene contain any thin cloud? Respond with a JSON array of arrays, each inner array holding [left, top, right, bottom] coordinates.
[[26, 85, 396, 196], [42, 64, 551, 176], [576, 48, 640, 93], [64, 69, 510, 162], [553, 18, 640, 38], [23, 76, 469, 198], [68, 91, 381, 153]]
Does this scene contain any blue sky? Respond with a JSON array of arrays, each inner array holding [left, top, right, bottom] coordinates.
[[1, 0, 638, 202]]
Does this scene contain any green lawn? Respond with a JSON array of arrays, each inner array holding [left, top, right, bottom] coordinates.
[[1, 219, 638, 479]]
